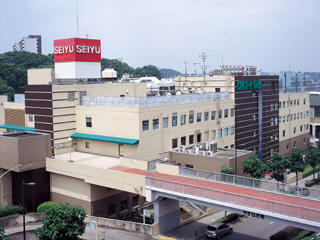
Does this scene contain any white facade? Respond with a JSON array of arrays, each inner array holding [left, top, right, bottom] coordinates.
[[55, 62, 101, 79]]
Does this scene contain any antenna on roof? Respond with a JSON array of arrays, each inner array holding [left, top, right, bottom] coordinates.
[[76, 0, 79, 37]]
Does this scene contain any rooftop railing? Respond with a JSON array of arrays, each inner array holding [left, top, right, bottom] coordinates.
[[81, 92, 229, 108], [178, 166, 320, 201]]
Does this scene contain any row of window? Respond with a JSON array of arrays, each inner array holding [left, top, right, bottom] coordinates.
[[279, 111, 309, 123], [171, 126, 234, 148], [282, 124, 309, 137], [279, 98, 307, 109], [142, 109, 234, 131]]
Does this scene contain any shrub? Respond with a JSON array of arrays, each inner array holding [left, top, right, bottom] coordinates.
[[303, 165, 320, 178], [37, 201, 58, 213], [0, 205, 23, 218], [0, 226, 9, 240], [216, 213, 240, 224], [305, 179, 320, 188], [35, 203, 86, 240]]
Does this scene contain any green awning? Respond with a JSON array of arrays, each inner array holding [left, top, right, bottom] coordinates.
[[0, 124, 35, 132], [71, 133, 139, 145]]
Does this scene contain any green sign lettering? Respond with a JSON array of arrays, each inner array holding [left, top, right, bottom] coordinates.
[[236, 80, 262, 91]]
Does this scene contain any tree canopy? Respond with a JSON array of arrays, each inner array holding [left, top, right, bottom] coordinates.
[[268, 152, 290, 182], [35, 203, 86, 240], [243, 154, 268, 179], [305, 147, 320, 179], [288, 149, 306, 186], [0, 51, 163, 100], [221, 165, 235, 175]]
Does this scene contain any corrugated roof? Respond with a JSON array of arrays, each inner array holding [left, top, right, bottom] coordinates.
[[71, 133, 139, 145], [0, 124, 35, 132]]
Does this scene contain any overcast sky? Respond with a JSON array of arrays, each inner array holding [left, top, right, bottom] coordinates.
[[0, 0, 319, 73]]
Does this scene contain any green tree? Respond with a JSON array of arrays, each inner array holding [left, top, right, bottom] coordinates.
[[243, 154, 268, 179], [35, 203, 86, 240], [305, 147, 320, 180], [268, 152, 290, 183], [288, 149, 306, 186], [221, 165, 234, 175], [134, 65, 162, 79], [0, 227, 9, 240]]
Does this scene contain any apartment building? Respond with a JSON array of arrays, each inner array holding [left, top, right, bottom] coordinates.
[[13, 35, 42, 54], [74, 92, 234, 160]]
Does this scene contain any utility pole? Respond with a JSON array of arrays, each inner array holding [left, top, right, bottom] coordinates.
[[199, 52, 210, 87], [193, 63, 200, 75]]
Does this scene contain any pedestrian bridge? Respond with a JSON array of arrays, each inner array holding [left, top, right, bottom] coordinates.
[[113, 164, 320, 233], [46, 153, 320, 234]]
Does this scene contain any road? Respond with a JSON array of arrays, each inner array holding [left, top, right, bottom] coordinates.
[[217, 217, 288, 240], [158, 211, 288, 240]]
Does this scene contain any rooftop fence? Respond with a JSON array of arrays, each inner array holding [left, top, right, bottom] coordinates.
[[81, 92, 229, 108]]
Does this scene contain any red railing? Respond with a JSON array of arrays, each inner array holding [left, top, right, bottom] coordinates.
[[146, 177, 320, 223]]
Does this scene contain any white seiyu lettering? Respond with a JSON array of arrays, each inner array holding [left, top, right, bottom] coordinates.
[[55, 45, 101, 55]]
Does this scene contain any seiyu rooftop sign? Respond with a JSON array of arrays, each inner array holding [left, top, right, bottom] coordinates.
[[236, 80, 262, 91]]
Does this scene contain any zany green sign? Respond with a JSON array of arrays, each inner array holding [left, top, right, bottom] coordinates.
[[236, 80, 262, 91]]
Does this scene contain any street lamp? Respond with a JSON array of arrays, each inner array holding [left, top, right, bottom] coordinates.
[[22, 181, 36, 240], [0, 164, 23, 205]]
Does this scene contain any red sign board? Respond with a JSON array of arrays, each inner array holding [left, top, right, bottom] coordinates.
[[54, 38, 101, 63], [231, 72, 244, 76]]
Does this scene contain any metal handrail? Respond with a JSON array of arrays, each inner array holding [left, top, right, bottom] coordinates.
[[178, 166, 320, 201], [145, 177, 320, 223]]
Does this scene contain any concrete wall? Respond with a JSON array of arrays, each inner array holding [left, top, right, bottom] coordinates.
[[0, 168, 12, 205], [0, 133, 51, 171], [154, 198, 180, 234], [85, 216, 157, 236], [0, 95, 7, 125], [27, 68, 54, 85]]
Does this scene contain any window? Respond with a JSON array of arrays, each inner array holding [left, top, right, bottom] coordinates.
[[215, 88, 220, 92], [142, 120, 149, 131], [304, 98, 306, 105], [120, 199, 128, 211], [218, 129, 222, 138], [189, 111, 194, 124], [271, 104, 274, 111], [283, 101, 285, 108], [68, 92, 75, 101], [293, 141, 296, 148], [172, 112, 177, 127], [196, 133, 201, 143], [204, 112, 209, 121], [211, 130, 216, 139], [172, 138, 178, 148], [279, 116, 282, 123], [28, 115, 34, 122], [153, 119, 159, 130], [86, 117, 92, 127], [270, 118, 274, 126], [286, 143, 289, 150], [132, 195, 139, 207], [224, 109, 229, 118], [279, 102, 281, 109], [185, 163, 194, 168], [108, 204, 116, 216], [300, 125, 303, 132], [85, 141, 90, 149], [211, 111, 216, 120], [79, 91, 87, 104], [197, 113, 202, 122], [218, 110, 222, 119], [181, 114, 186, 125], [181, 136, 186, 145], [230, 108, 235, 117], [204, 130, 209, 141], [189, 135, 194, 145], [283, 130, 285, 137], [224, 128, 228, 137], [253, 114, 257, 120], [120, 94, 125, 97], [297, 99, 300, 105], [162, 117, 168, 128], [293, 127, 296, 134], [230, 126, 234, 135], [294, 100, 296, 106]]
